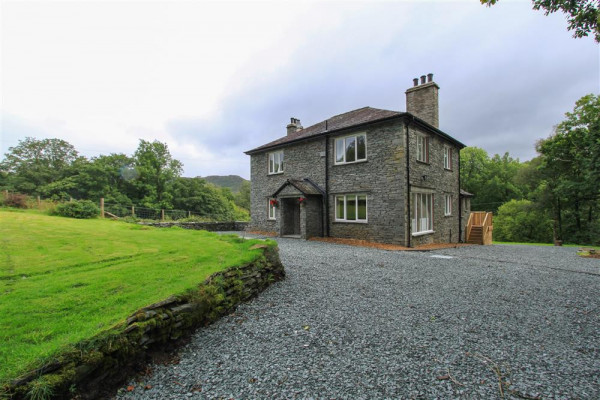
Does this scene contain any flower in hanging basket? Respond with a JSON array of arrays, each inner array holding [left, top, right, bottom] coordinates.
[[298, 197, 306, 204], [270, 199, 279, 206]]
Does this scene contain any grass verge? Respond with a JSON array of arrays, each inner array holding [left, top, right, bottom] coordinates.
[[0, 209, 270, 384], [493, 241, 600, 249]]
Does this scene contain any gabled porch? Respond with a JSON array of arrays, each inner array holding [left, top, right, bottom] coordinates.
[[272, 178, 325, 239]]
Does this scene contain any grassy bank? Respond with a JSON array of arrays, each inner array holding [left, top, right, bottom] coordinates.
[[0, 210, 267, 383], [493, 241, 600, 249]]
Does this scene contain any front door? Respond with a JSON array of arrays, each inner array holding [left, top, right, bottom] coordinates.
[[282, 198, 301, 236]]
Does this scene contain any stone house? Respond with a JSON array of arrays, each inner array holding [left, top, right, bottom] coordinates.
[[244, 74, 471, 246]]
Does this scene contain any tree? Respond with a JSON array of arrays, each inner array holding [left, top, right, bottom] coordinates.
[[171, 177, 236, 220], [494, 199, 553, 243], [460, 147, 524, 212], [536, 93, 600, 244], [133, 140, 183, 208], [0, 137, 79, 195], [234, 180, 251, 210], [481, 0, 600, 42]]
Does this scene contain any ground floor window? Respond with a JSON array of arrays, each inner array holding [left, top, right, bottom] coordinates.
[[444, 194, 452, 216], [268, 198, 277, 220], [412, 192, 433, 233], [335, 194, 367, 222]]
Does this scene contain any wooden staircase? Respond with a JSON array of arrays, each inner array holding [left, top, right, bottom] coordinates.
[[466, 212, 493, 245]]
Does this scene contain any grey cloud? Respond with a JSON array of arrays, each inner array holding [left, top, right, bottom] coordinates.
[[167, 1, 598, 177]]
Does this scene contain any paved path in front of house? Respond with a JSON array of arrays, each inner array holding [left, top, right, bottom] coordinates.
[[116, 238, 600, 399]]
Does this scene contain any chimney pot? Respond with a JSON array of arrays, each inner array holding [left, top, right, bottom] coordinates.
[[413, 78, 419, 87], [286, 117, 302, 136], [420, 75, 426, 84], [427, 73, 433, 82]]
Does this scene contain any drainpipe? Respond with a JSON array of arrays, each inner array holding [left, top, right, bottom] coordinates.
[[325, 135, 330, 237], [458, 149, 462, 243], [405, 116, 414, 248]]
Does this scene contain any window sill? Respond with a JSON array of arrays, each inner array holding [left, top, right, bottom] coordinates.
[[444, 214, 452, 217], [412, 230, 434, 237], [267, 218, 276, 221], [267, 172, 284, 176], [333, 159, 368, 166], [416, 160, 430, 165], [333, 220, 368, 224], [444, 168, 453, 171]]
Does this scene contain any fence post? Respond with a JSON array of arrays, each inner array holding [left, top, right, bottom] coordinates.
[[188, 211, 191, 218], [100, 198, 105, 218], [3, 190, 8, 199], [161, 209, 165, 221], [37, 196, 41, 208], [131, 206, 135, 217]]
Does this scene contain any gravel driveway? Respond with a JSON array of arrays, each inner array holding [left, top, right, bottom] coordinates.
[[116, 238, 599, 399]]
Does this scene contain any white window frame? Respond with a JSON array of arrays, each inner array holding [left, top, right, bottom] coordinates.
[[443, 146, 452, 170], [334, 133, 367, 165], [268, 151, 284, 175], [334, 194, 368, 223], [412, 192, 433, 235], [268, 199, 277, 220], [416, 135, 429, 163], [444, 194, 452, 216]]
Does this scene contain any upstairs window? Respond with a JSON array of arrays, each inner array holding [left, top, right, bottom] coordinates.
[[335, 194, 367, 222], [444, 194, 452, 216], [335, 133, 367, 164], [417, 135, 429, 163], [268, 151, 284, 174], [444, 146, 452, 170]]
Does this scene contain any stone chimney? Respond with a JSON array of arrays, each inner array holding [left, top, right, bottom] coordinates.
[[405, 73, 439, 128], [286, 117, 303, 136]]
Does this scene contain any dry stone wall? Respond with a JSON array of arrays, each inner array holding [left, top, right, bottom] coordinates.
[[141, 221, 249, 231]]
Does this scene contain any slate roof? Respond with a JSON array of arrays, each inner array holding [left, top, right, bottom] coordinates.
[[460, 189, 474, 197], [246, 107, 403, 154]]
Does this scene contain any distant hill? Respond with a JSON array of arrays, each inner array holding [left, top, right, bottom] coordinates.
[[201, 175, 249, 193]]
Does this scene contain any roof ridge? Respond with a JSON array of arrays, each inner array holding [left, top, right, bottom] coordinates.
[[297, 106, 395, 133]]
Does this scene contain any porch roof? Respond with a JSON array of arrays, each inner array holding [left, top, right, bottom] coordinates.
[[272, 178, 325, 198]]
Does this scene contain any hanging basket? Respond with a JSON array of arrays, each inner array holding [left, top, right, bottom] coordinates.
[[269, 199, 279, 206], [298, 197, 306, 204]]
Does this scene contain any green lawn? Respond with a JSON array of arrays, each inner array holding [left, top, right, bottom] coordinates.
[[493, 241, 600, 249], [0, 210, 268, 383]]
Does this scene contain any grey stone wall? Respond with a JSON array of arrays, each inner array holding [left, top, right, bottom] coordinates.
[[249, 138, 326, 234], [248, 116, 463, 246], [327, 120, 407, 245], [141, 221, 249, 231], [406, 82, 439, 128], [461, 197, 471, 242], [408, 125, 461, 246], [303, 197, 323, 239]]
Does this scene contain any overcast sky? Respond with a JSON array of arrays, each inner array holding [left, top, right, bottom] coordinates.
[[1, 0, 598, 179]]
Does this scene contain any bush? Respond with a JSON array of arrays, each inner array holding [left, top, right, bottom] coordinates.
[[1, 193, 29, 208], [53, 200, 100, 219], [494, 199, 553, 243]]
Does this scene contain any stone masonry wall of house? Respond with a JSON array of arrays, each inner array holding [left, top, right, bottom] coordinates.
[[327, 120, 408, 244], [249, 138, 326, 234], [249, 116, 464, 246], [408, 124, 461, 246]]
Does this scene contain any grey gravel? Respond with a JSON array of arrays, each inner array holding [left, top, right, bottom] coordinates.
[[115, 238, 599, 399]]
